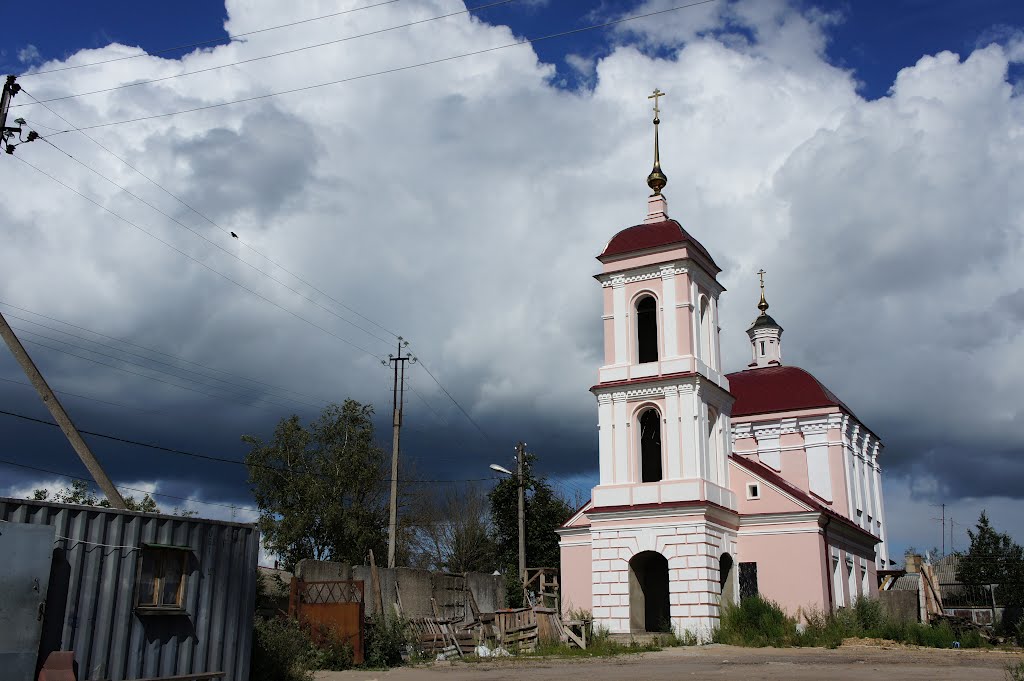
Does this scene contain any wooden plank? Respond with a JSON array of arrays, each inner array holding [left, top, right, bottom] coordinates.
[[368, 549, 385, 616]]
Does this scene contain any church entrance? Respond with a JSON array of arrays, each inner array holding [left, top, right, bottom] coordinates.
[[628, 551, 670, 632]]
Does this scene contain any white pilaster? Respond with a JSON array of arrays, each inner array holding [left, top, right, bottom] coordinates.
[[803, 423, 833, 502], [613, 276, 627, 365], [753, 424, 781, 471], [660, 265, 678, 358], [598, 395, 614, 485], [680, 385, 698, 478], [613, 394, 629, 484], [664, 386, 682, 480]]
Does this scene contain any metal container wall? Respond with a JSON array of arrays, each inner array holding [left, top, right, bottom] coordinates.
[[0, 497, 259, 681]]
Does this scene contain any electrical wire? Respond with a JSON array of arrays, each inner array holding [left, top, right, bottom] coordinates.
[[19, 0, 411, 77], [0, 458, 260, 514], [37, 0, 719, 134], [0, 375, 156, 413], [0, 407, 494, 484], [21, 90, 399, 341], [6, 317, 327, 411], [15, 0, 520, 107], [33, 132, 394, 347], [11, 153, 386, 362], [17, 335, 311, 413], [0, 300, 335, 405]]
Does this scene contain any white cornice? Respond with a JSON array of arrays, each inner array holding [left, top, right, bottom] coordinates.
[[597, 263, 689, 288]]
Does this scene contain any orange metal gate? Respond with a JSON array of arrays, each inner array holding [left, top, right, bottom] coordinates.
[[289, 579, 365, 664]]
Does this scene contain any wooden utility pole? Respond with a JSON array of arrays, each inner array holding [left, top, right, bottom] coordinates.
[[516, 441, 527, 586], [0, 76, 126, 509], [386, 337, 413, 568], [0, 307, 127, 508]]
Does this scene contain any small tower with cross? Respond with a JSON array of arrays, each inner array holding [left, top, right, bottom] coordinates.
[[747, 269, 783, 367]]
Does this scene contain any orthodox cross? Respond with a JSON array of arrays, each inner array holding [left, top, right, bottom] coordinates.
[[758, 268, 766, 290], [648, 88, 666, 121]]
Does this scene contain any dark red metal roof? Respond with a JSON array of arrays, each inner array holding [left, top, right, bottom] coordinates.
[[599, 219, 720, 271], [726, 365, 852, 418]]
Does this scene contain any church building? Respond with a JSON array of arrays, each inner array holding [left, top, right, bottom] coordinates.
[[557, 91, 887, 637]]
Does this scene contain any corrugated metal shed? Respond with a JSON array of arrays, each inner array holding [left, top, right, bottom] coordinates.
[[0, 496, 259, 681]]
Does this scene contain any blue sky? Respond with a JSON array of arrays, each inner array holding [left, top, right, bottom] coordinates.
[[1, 0, 1023, 559], [5, 0, 1022, 98]]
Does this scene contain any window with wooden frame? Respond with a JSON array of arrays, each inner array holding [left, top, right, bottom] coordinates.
[[136, 544, 190, 614]]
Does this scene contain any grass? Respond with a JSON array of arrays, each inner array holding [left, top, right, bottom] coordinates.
[[713, 595, 991, 650], [1006, 659, 1024, 681]]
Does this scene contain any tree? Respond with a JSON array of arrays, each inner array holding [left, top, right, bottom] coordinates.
[[411, 484, 496, 573], [243, 400, 390, 571], [957, 511, 1024, 606], [488, 450, 573, 606], [32, 479, 159, 513]]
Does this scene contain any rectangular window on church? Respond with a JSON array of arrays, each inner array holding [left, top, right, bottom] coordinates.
[[746, 483, 760, 500]]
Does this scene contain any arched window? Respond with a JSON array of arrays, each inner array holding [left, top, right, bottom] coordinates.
[[639, 408, 662, 483], [700, 296, 714, 368], [636, 295, 659, 364]]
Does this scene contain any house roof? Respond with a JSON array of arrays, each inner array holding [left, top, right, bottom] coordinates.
[[598, 219, 720, 272], [726, 365, 856, 419], [730, 454, 880, 545]]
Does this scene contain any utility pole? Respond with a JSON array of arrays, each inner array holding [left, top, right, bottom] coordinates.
[[931, 503, 946, 556], [0, 77, 125, 508], [0, 309, 127, 508], [516, 441, 527, 587], [385, 337, 413, 569]]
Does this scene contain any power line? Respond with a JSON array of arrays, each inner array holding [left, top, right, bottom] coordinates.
[[0, 375, 156, 413], [0, 458, 260, 514], [5, 315, 327, 411], [32, 130, 394, 347], [0, 407, 494, 484], [19, 0, 411, 77], [21, 89, 398, 341], [0, 300, 337, 405], [17, 334, 311, 413], [16, 0, 520, 107], [37, 0, 719, 134], [413, 354, 494, 445], [11, 153, 387, 362]]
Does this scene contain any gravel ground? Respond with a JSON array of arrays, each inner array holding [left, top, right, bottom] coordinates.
[[316, 643, 1024, 681]]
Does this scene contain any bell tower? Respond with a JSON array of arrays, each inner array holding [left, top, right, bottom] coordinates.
[[590, 91, 735, 512], [579, 91, 740, 637], [747, 270, 783, 367]]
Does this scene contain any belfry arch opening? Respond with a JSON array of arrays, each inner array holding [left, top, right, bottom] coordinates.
[[639, 408, 662, 483], [629, 551, 671, 633], [636, 295, 659, 364]]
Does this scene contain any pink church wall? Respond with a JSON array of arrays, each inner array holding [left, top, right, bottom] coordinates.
[[730, 464, 806, 515], [559, 541, 593, 615], [738, 530, 829, 615]]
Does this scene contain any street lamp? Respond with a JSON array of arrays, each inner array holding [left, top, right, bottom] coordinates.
[[490, 443, 527, 591]]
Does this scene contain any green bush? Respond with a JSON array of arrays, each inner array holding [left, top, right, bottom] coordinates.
[[310, 624, 355, 671], [364, 613, 410, 668], [251, 617, 318, 681], [713, 596, 798, 647]]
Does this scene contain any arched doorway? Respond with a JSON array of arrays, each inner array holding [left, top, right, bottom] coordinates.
[[628, 551, 670, 632], [720, 553, 736, 606]]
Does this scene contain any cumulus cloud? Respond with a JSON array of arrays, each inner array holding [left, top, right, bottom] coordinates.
[[18, 44, 41, 64], [1, 0, 1022, 548]]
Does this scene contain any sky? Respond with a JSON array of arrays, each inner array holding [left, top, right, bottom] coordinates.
[[0, 0, 1022, 562]]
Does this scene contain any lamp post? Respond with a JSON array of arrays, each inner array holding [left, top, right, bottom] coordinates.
[[490, 442, 526, 590]]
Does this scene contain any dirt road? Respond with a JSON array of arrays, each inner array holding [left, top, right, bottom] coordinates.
[[317, 643, 1023, 681]]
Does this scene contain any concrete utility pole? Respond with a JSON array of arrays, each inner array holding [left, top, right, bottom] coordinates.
[[516, 441, 527, 585], [0, 76, 126, 509], [386, 337, 413, 568]]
